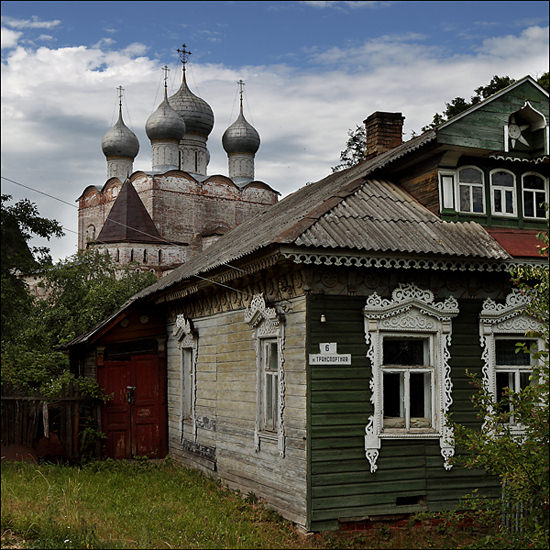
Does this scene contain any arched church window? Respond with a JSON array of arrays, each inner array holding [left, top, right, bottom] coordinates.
[[130, 249, 134, 262], [86, 225, 96, 242], [115, 249, 120, 262], [143, 249, 148, 263], [158, 250, 162, 264]]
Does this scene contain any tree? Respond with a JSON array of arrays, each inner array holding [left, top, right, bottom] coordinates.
[[1, 194, 64, 343], [1, 246, 157, 395], [450, 230, 549, 547], [331, 124, 366, 172]]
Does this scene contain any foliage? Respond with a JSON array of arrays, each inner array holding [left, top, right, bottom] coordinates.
[[1, 247, 156, 397], [331, 124, 366, 172], [1, 194, 64, 344], [422, 73, 549, 130], [450, 229, 549, 546]]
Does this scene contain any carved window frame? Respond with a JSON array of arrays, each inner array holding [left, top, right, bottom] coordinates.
[[479, 290, 543, 433], [363, 284, 459, 473], [173, 315, 198, 442], [245, 293, 286, 457]]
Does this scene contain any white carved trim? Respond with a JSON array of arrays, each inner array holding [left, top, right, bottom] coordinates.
[[281, 251, 521, 272], [174, 314, 199, 441], [246, 294, 286, 457], [479, 290, 543, 432], [363, 284, 458, 473]]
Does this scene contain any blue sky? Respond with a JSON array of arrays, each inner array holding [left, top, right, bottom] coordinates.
[[1, 1, 549, 260]]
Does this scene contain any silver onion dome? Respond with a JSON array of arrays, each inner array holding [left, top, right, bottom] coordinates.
[[145, 95, 186, 141], [222, 107, 260, 154], [101, 108, 140, 158], [168, 78, 214, 137]]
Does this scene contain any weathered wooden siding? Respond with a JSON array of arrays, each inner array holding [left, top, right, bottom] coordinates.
[[307, 294, 498, 531], [166, 295, 308, 527]]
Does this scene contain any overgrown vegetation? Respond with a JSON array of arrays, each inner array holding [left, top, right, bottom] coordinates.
[[447, 229, 549, 548], [1, 459, 487, 549], [1, 194, 156, 398]]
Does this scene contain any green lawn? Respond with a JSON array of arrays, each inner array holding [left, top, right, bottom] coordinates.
[[1, 458, 481, 549]]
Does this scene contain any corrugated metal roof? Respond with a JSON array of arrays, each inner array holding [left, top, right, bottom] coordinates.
[[295, 180, 508, 258]]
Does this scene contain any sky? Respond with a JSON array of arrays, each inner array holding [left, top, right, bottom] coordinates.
[[1, 0, 549, 261]]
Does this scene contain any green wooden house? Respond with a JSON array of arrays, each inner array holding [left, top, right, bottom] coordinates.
[[66, 76, 548, 531]]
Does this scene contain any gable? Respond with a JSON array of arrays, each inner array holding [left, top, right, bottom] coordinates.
[[436, 78, 549, 159]]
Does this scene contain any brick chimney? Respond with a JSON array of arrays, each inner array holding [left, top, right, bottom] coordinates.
[[364, 112, 405, 158]]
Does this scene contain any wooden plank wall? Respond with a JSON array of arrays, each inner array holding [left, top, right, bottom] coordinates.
[[166, 295, 308, 527], [307, 295, 499, 531]]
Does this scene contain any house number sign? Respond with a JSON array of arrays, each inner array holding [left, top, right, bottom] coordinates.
[[309, 343, 351, 365]]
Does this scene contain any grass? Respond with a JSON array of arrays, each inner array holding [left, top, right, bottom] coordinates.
[[2, 458, 486, 549]]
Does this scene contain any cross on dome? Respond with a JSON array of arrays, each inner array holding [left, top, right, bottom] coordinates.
[[177, 44, 192, 82]]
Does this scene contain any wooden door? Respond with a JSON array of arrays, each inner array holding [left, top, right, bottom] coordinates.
[[98, 354, 166, 459]]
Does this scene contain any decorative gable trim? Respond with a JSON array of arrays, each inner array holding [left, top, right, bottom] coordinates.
[[363, 284, 459, 473]]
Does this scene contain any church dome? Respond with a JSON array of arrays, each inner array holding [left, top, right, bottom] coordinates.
[[168, 79, 214, 137], [146, 95, 186, 141], [222, 108, 260, 154], [101, 109, 139, 158]]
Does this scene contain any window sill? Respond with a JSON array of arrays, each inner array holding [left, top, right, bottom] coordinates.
[[380, 431, 440, 439], [258, 430, 278, 442]]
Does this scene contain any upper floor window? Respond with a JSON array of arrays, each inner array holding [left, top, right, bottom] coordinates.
[[522, 173, 548, 219], [458, 167, 484, 214], [490, 169, 516, 217]]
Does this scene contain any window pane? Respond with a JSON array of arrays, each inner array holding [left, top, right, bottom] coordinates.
[[441, 175, 454, 209], [495, 340, 532, 366], [523, 175, 545, 190], [265, 372, 273, 428], [519, 371, 532, 390], [383, 372, 405, 428], [384, 339, 426, 366], [494, 189, 502, 212], [505, 190, 514, 214], [492, 171, 514, 187], [459, 185, 471, 211], [410, 372, 432, 428], [268, 342, 278, 372], [535, 191, 546, 218], [472, 186, 484, 213], [182, 349, 193, 420], [496, 371, 513, 407], [459, 168, 482, 184], [524, 191, 535, 217], [272, 374, 279, 428]]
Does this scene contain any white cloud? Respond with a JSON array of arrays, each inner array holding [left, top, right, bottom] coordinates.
[[303, 1, 391, 9], [92, 37, 116, 49], [1, 25, 548, 261], [2, 15, 61, 30], [1, 27, 21, 48], [38, 34, 55, 41]]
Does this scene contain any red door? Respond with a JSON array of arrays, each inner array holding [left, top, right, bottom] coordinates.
[[98, 354, 166, 459]]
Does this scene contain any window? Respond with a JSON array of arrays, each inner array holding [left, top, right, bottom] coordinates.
[[158, 249, 162, 264], [86, 224, 96, 242], [382, 338, 433, 431], [261, 339, 279, 432], [143, 249, 148, 263], [245, 293, 286, 456], [364, 284, 459, 473], [490, 169, 516, 217], [438, 171, 455, 210], [522, 173, 548, 219], [458, 167, 484, 214], [479, 291, 544, 433], [173, 315, 197, 441]]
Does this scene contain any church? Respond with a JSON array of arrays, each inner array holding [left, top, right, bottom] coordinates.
[[77, 45, 279, 277]]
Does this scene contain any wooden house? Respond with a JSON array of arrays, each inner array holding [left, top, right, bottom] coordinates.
[[66, 76, 548, 531]]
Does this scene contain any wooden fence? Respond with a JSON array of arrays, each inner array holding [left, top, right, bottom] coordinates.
[[1, 381, 101, 460]]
